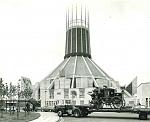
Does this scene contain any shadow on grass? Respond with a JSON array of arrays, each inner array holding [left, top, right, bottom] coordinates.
[[0, 112, 40, 122]]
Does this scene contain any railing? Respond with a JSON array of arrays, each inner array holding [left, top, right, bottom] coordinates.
[[67, 19, 89, 29]]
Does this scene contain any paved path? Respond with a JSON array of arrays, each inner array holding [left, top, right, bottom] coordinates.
[[30, 112, 60, 122]]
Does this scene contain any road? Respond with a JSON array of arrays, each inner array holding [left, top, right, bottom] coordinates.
[[63, 112, 150, 122], [30, 112, 59, 122]]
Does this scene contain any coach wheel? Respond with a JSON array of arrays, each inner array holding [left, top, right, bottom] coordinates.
[[74, 110, 80, 118], [58, 110, 63, 117], [97, 101, 103, 109], [113, 97, 123, 109], [122, 99, 126, 107]]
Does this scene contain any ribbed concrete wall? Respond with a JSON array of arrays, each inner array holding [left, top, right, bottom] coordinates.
[[65, 27, 91, 58]]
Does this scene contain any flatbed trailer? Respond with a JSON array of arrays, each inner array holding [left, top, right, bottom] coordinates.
[[89, 107, 150, 120], [54, 105, 150, 120]]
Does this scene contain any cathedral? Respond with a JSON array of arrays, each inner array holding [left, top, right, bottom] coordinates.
[[40, 7, 120, 107]]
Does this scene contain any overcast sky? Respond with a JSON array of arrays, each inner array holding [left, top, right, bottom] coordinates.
[[0, 0, 150, 86]]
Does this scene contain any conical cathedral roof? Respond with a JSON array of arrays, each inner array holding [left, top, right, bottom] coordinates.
[[44, 56, 113, 81]]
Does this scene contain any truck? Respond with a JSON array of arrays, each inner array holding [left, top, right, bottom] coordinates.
[[54, 87, 150, 120]]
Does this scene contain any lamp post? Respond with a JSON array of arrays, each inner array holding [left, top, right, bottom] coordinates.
[[45, 90, 47, 106]]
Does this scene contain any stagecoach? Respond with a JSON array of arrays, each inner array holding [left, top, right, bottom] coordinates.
[[89, 87, 125, 109]]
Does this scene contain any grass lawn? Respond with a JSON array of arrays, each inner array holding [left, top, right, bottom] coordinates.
[[0, 112, 40, 122]]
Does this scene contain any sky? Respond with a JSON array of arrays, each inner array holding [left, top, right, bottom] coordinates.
[[0, 0, 150, 86]]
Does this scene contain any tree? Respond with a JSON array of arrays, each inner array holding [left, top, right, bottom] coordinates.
[[21, 86, 33, 116], [8, 82, 17, 98], [8, 82, 17, 115], [22, 87, 33, 100], [4, 83, 9, 113], [28, 98, 39, 112], [0, 78, 5, 97], [0, 78, 5, 118]]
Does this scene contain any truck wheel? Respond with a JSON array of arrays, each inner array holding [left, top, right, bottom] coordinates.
[[139, 113, 147, 120], [74, 110, 80, 118], [67, 113, 71, 116], [82, 113, 88, 117], [58, 110, 63, 117]]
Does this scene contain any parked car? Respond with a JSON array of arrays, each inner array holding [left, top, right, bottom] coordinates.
[[4, 106, 17, 111], [22, 107, 32, 111], [0, 107, 5, 111], [35, 107, 42, 111]]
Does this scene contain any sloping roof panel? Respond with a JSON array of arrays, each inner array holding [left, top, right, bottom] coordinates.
[[84, 57, 105, 78], [75, 56, 91, 76], [63, 56, 75, 77]]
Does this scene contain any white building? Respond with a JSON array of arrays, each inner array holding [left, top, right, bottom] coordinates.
[[32, 82, 40, 101], [20, 76, 32, 91], [125, 77, 137, 106], [19, 76, 33, 100], [137, 82, 150, 108]]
